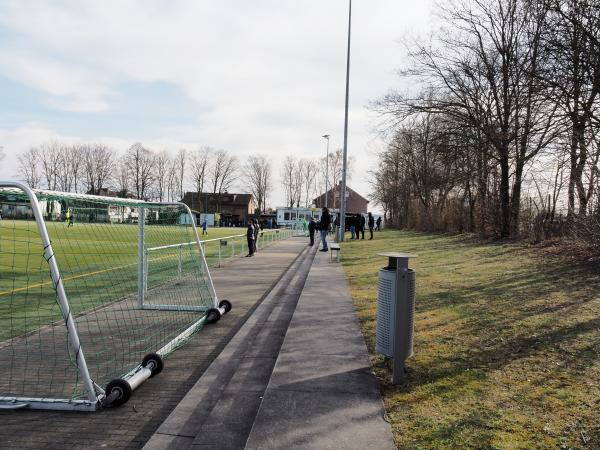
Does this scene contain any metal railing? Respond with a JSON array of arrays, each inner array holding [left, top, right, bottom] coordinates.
[[145, 228, 294, 278]]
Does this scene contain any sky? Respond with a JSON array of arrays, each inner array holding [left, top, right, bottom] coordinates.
[[0, 0, 435, 209]]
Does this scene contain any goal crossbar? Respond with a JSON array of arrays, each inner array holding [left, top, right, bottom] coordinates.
[[0, 181, 221, 411]]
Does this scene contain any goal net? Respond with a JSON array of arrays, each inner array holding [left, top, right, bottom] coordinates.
[[0, 182, 228, 411]]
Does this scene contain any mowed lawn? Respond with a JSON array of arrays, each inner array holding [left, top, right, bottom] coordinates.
[[0, 219, 253, 340], [341, 230, 600, 449]]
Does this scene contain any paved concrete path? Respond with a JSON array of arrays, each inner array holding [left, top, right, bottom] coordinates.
[[145, 244, 395, 450], [143, 242, 317, 449], [0, 237, 307, 450], [245, 249, 395, 450]]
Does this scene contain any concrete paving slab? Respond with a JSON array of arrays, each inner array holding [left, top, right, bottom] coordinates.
[[279, 325, 367, 356], [245, 250, 395, 450], [226, 356, 278, 392], [268, 353, 379, 394], [143, 434, 194, 450], [245, 389, 393, 450]]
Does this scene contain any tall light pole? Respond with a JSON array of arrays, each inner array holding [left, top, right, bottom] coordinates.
[[338, 0, 351, 242], [322, 134, 330, 208]]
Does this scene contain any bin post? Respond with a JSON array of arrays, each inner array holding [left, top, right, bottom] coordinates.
[[375, 252, 417, 384]]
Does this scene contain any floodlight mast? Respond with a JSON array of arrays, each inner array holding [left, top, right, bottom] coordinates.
[[339, 0, 352, 242], [322, 134, 330, 208]]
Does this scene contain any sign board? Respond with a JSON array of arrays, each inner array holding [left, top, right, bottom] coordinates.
[[220, 239, 228, 246]]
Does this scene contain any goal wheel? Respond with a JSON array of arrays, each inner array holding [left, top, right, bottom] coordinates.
[[141, 352, 164, 377], [219, 299, 232, 313], [206, 308, 221, 324], [103, 379, 132, 407]]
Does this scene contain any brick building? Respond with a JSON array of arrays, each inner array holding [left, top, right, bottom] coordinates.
[[313, 184, 369, 213]]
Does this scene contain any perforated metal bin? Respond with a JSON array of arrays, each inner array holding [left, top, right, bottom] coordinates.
[[375, 252, 417, 384]]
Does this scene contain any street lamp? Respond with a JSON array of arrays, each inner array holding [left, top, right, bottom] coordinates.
[[322, 134, 330, 208], [339, 0, 352, 242]]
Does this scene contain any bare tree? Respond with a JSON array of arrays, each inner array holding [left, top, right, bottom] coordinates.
[[167, 159, 180, 202], [176, 148, 186, 200], [243, 154, 272, 214], [301, 159, 317, 207], [154, 151, 171, 202], [189, 147, 211, 207], [319, 149, 354, 208], [281, 156, 303, 208], [83, 143, 115, 194], [18, 147, 41, 188], [69, 145, 85, 193], [545, 0, 600, 217], [376, 0, 557, 237], [208, 149, 238, 210], [124, 143, 155, 200], [39, 141, 61, 190], [56, 144, 74, 192], [116, 155, 129, 196]]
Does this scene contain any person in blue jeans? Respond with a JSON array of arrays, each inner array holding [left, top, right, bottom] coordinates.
[[319, 207, 331, 252], [348, 214, 356, 240]]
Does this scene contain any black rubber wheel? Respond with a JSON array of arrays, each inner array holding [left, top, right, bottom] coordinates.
[[103, 379, 132, 407], [218, 299, 232, 313], [141, 352, 164, 377], [205, 307, 221, 324]]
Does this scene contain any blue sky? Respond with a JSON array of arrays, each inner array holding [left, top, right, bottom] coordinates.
[[0, 0, 434, 207]]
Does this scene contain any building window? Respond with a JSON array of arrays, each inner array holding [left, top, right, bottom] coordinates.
[[284, 212, 290, 220]]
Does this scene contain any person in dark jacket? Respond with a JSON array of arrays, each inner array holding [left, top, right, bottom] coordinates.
[[376, 216, 382, 231], [246, 219, 255, 257], [352, 213, 360, 240], [368, 212, 375, 239], [358, 213, 366, 239], [347, 214, 355, 240], [319, 207, 331, 251], [308, 216, 317, 246]]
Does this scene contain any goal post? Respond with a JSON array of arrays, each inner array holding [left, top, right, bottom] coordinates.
[[0, 181, 229, 411]]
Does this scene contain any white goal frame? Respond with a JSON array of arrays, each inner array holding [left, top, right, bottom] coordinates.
[[0, 181, 219, 411]]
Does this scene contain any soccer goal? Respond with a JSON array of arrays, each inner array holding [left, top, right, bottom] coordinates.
[[0, 181, 231, 411]]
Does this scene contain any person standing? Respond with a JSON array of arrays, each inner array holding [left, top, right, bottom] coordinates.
[[201, 219, 208, 235], [319, 207, 330, 252], [358, 213, 366, 240], [253, 218, 260, 253], [368, 212, 375, 240], [246, 219, 255, 257], [376, 216, 382, 231], [308, 216, 317, 246], [348, 214, 356, 240]]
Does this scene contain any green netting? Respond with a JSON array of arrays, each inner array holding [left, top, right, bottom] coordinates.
[[0, 187, 215, 403]]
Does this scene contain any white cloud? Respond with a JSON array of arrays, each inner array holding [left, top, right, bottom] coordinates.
[[0, 0, 435, 209]]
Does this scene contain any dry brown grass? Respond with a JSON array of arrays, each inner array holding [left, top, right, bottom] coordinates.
[[342, 230, 600, 449]]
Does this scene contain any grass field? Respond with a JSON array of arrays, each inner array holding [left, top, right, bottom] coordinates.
[[341, 230, 600, 449], [0, 219, 275, 340]]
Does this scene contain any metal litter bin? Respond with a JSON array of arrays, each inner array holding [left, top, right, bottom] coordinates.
[[375, 252, 417, 383]]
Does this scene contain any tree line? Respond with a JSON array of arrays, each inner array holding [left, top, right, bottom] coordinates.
[[280, 148, 353, 210], [371, 0, 599, 247], [15, 141, 350, 214]]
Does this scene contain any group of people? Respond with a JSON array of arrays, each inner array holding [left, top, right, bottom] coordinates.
[[347, 212, 381, 240], [307, 207, 382, 251], [245, 218, 261, 257]]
